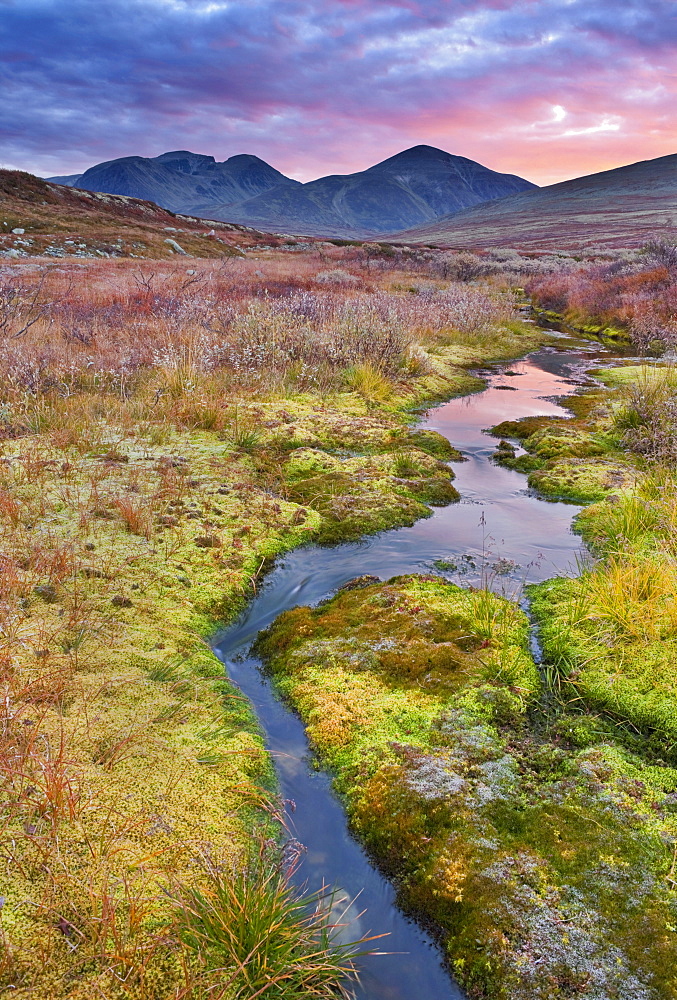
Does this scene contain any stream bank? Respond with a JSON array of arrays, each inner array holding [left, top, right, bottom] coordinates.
[[214, 342, 677, 1000]]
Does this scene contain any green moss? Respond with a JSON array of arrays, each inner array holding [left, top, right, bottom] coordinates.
[[528, 456, 637, 503], [489, 415, 565, 440], [258, 574, 677, 999], [281, 445, 459, 543]]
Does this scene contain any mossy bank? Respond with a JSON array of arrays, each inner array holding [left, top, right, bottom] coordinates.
[[258, 575, 677, 1000]]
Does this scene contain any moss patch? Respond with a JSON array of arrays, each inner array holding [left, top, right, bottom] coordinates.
[[488, 382, 637, 504], [258, 575, 677, 1000]]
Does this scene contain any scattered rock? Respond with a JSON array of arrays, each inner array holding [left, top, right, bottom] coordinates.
[[164, 238, 188, 256]]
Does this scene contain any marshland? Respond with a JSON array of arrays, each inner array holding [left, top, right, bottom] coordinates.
[[1, 242, 677, 1000]]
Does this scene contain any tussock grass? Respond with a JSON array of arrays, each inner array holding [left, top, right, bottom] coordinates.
[[172, 848, 377, 999]]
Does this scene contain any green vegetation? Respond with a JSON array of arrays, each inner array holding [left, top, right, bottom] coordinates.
[[171, 848, 371, 999], [250, 359, 677, 999], [258, 575, 677, 1000], [489, 372, 640, 502], [0, 258, 550, 996]]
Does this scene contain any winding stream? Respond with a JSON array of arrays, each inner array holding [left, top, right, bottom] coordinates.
[[213, 341, 616, 1000]]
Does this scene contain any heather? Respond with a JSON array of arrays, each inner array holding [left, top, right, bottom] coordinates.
[[526, 240, 677, 351]]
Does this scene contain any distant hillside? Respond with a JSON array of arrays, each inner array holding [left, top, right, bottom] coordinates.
[[66, 150, 299, 217], [46, 173, 82, 187], [391, 154, 677, 249], [0, 169, 276, 259], [48, 146, 536, 237]]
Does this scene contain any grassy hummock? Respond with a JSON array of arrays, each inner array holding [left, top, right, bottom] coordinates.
[[258, 575, 677, 1000]]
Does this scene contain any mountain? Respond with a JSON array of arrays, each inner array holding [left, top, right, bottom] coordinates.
[[211, 145, 537, 236], [390, 153, 677, 250], [49, 146, 536, 237], [53, 151, 299, 216], [46, 173, 82, 187]]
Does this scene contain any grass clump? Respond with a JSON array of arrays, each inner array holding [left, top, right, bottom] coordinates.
[[172, 848, 372, 999]]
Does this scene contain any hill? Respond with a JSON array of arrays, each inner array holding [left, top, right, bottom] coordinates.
[[48, 146, 536, 238], [390, 153, 677, 249], [0, 169, 279, 259], [69, 150, 300, 216]]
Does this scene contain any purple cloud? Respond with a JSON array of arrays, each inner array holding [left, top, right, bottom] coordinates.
[[0, 0, 676, 184]]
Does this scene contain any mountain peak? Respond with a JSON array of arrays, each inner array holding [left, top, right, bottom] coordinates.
[[371, 145, 455, 168]]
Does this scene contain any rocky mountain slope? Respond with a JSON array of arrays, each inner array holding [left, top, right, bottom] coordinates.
[[48, 145, 536, 237], [391, 153, 677, 249], [218, 145, 537, 236], [0, 168, 279, 259]]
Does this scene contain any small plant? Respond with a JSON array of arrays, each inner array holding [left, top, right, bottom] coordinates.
[[225, 404, 262, 451], [391, 451, 423, 477], [171, 850, 378, 999], [343, 363, 393, 405]]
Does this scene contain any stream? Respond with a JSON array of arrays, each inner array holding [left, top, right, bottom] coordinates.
[[213, 340, 618, 1000]]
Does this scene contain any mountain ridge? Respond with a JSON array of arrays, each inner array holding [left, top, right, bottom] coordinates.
[[48, 145, 537, 237]]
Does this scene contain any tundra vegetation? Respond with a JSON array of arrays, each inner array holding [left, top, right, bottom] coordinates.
[[260, 353, 677, 995], [0, 251, 546, 998], [3, 234, 677, 999]]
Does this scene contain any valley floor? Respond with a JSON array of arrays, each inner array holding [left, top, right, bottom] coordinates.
[[2, 251, 676, 999], [0, 255, 545, 997]]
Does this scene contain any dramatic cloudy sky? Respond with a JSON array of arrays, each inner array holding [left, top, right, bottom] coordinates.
[[1, 0, 676, 185]]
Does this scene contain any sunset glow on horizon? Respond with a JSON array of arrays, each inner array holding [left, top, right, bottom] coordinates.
[[1, 0, 676, 186]]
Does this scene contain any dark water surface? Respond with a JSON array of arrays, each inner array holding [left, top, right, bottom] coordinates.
[[213, 343, 613, 1000]]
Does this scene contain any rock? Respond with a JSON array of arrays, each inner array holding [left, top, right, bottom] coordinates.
[[111, 594, 133, 608], [164, 238, 188, 256], [11, 228, 24, 235]]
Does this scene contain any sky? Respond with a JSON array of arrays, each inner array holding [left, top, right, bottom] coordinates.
[[1, 0, 676, 187]]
